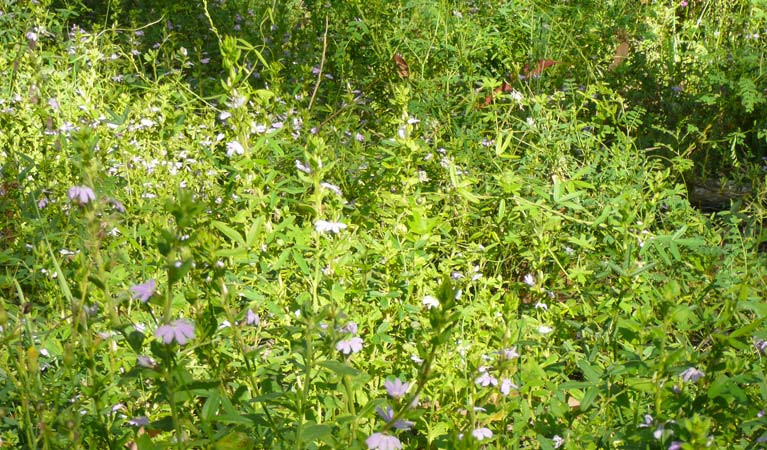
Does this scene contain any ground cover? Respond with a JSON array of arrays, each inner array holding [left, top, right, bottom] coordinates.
[[1, 0, 766, 448]]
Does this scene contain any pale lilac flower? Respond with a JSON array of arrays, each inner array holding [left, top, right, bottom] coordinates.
[[296, 160, 312, 174], [130, 279, 156, 303], [538, 325, 553, 334], [68, 185, 95, 204], [37, 197, 49, 209], [553, 435, 564, 448], [315, 220, 347, 234], [336, 336, 363, 355], [681, 367, 704, 383], [226, 141, 245, 157], [475, 372, 498, 387], [422, 295, 439, 309], [26, 31, 38, 43], [384, 378, 410, 399], [754, 338, 767, 354], [501, 347, 520, 359], [128, 416, 149, 427], [320, 182, 344, 196], [376, 406, 414, 430], [680, 0, 688, 6], [500, 378, 517, 395], [245, 309, 260, 326], [366, 432, 401, 450], [155, 319, 195, 345], [341, 322, 358, 334], [137, 355, 157, 368], [472, 427, 493, 441], [523, 274, 535, 286], [639, 414, 654, 428], [668, 442, 683, 450], [107, 198, 126, 213]]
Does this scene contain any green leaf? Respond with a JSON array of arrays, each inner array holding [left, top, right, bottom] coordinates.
[[299, 422, 331, 442], [211, 221, 246, 247], [319, 360, 362, 377]]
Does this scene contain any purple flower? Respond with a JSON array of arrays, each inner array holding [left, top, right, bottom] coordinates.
[[67, 185, 95, 204], [341, 321, 358, 335], [475, 372, 498, 387], [137, 355, 157, 368], [500, 378, 517, 395], [336, 336, 363, 355], [680, 367, 704, 383], [128, 416, 149, 427], [245, 309, 260, 326], [107, 197, 126, 213], [376, 406, 414, 430], [472, 427, 493, 441], [755, 338, 767, 354], [155, 319, 195, 345], [366, 432, 402, 450], [668, 441, 683, 450], [130, 279, 156, 303], [384, 378, 410, 399]]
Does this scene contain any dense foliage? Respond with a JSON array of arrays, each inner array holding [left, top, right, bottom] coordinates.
[[1, 0, 766, 448]]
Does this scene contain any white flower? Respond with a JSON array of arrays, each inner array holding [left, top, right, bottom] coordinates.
[[295, 160, 311, 174], [523, 274, 535, 286], [538, 325, 553, 334], [500, 378, 517, 395], [314, 220, 347, 234], [553, 435, 564, 448], [422, 295, 439, 309], [320, 182, 344, 196], [226, 141, 245, 157], [471, 427, 493, 441]]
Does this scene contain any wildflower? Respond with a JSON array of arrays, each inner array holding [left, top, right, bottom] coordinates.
[[472, 427, 493, 441], [422, 295, 439, 309], [523, 274, 535, 286], [67, 185, 95, 204], [130, 279, 156, 303], [680, 367, 704, 383], [754, 338, 767, 354], [37, 197, 49, 209], [500, 378, 517, 395], [384, 378, 410, 399], [376, 406, 414, 430], [538, 325, 554, 334], [336, 336, 363, 355], [341, 322, 358, 334], [553, 435, 564, 448], [475, 372, 498, 387], [226, 141, 245, 157], [366, 432, 402, 450], [501, 347, 520, 359], [245, 309, 260, 326], [668, 442, 683, 450], [680, 0, 688, 6], [128, 416, 149, 427], [136, 355, 157, 368], [321, 182, 344, 196], [155, 319, 195, 345], [315, 220, 347, 234], [107, 197, 126, 213], [534, 302, 548, 311], [639, 414, 654, 428]]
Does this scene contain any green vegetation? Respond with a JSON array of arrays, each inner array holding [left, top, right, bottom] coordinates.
[[1, 0, 766, 448]]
